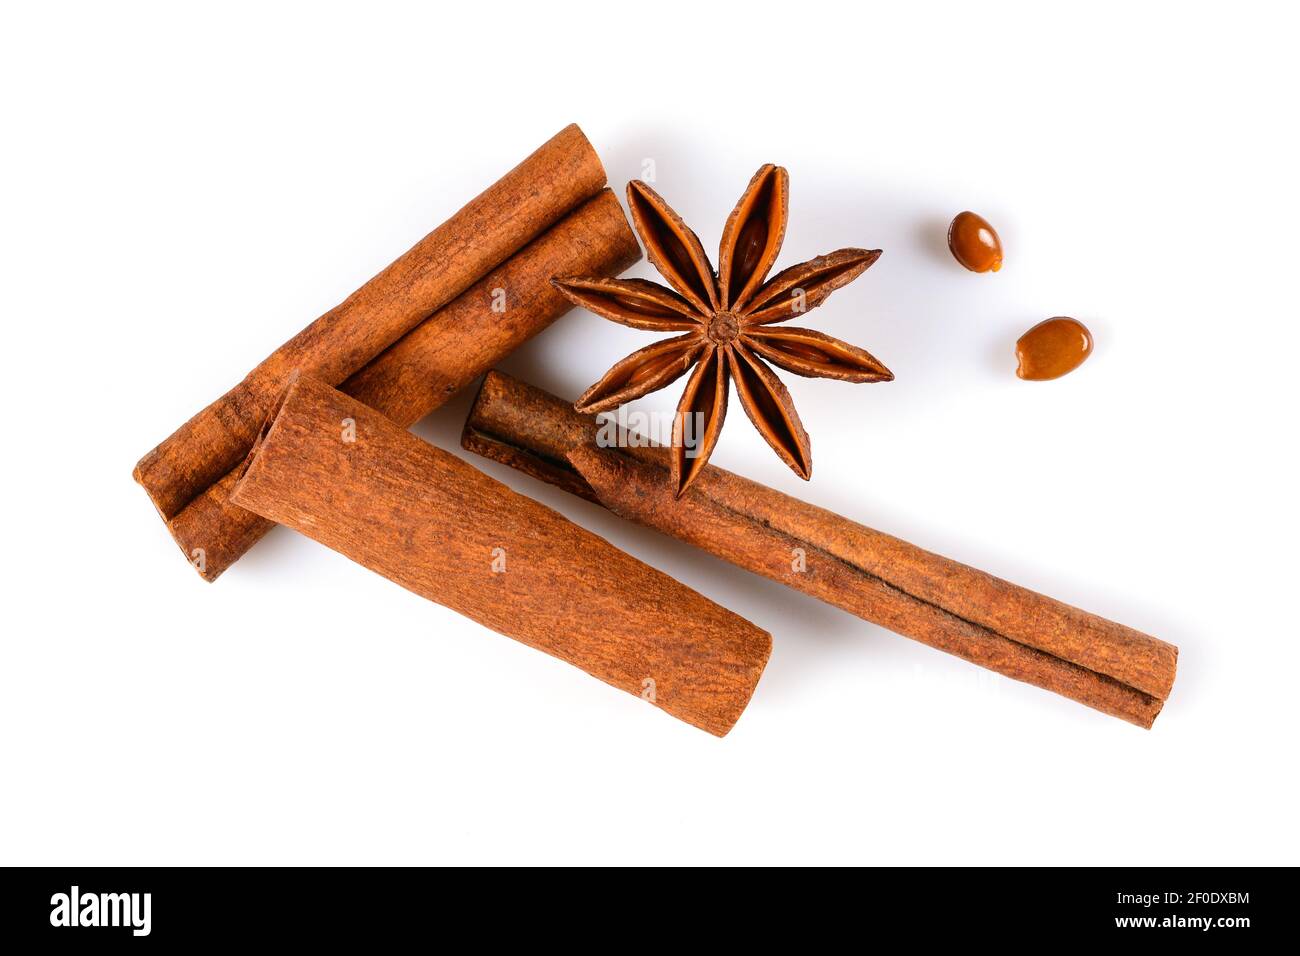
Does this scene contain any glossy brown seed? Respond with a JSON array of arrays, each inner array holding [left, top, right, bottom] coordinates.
[[1016, 317, 1093, 380], [947, 211, 1003, 273]]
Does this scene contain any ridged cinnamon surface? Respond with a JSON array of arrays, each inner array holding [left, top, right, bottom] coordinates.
[[161, 189, 638, 580], [135, 124, 607, 563], [462, 370, 1178, 727], [230, 375, 772, 737]]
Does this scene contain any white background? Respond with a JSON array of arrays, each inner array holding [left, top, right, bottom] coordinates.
[[2, 1, 1297, 866]]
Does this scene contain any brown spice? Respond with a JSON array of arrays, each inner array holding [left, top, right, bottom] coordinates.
[[462, 370, 1178, 728], [141, 136, 638, 581], [554, 165, 892, 497], [135, 124, 606, 538], [948, 211, 1003, 273], [165, 189, 638, 581], [230, 374, 772, 737], [1016, 316, 1093, 380]]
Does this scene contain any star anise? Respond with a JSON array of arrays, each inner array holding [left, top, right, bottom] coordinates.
[[553, 164, 892, 497]]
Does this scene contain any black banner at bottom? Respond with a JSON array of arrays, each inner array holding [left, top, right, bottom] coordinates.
[[0, 866, 1284, 945]]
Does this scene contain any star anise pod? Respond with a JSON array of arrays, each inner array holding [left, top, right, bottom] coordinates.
[[553, 164, 892, 497]]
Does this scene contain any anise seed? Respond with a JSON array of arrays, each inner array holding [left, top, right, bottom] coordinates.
[[947, 211, 1003, 273], [1015, 317, 1093, 380]]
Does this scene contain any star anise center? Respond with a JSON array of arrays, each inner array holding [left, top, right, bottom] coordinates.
[[705, 310, 742, 346]]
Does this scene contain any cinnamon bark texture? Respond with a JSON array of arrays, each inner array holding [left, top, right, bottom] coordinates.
[[462, 371, 1178, 728], [135, 124, 606, 559], [229, 375, 771, 737], [155, 186, 638, 581]]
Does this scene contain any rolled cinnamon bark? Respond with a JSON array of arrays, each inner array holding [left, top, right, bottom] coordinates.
[[461, 370, 1178, 728], [164, 188, 639, 580], [135, 123, 605, 528], [229, 375, 772, 736]]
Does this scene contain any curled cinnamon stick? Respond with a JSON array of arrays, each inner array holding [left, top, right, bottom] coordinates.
[[158, 187, 638, 580], [230, 374, 772, 736], [461, 370, 1178, 728], [136, 124, 606, 546]]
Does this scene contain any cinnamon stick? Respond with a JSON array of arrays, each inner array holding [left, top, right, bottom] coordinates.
[[461, 370, 1179, 727], [229, 374, 772, 736], [135, 124, 605, 537], [164, 188, 639, 580]]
